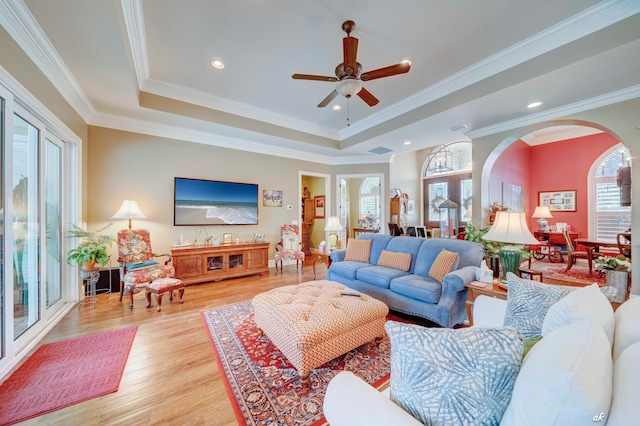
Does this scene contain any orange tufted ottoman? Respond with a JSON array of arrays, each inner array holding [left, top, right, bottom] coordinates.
[[252, 280, 388, 383], [145, 277, 184, 312]]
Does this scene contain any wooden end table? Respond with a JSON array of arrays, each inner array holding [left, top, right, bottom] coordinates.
[[310, 252, 332, 279], [465, 280, 507, 326]]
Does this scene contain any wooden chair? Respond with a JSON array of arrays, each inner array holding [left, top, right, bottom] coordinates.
[[563, 230, 595, 275], [617, 232, 631, 258]]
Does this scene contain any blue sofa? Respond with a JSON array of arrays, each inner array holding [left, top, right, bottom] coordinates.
[[327, 234, 484, 327]]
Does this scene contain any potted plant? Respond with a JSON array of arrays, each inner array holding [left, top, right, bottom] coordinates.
[[488, 201, 508, 224], [66, 223, 116, 270], [464, 222, 530, 278], [595, 254, 631, 303]]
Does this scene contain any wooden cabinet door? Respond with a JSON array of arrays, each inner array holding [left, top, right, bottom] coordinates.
[[247, 248, 267, 270], [174, 254, 202, 280]]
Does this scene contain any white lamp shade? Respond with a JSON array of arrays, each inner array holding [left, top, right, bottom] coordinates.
[[482, 211, 539, 245], [532, 205, 553, 219], [324, 216, 342, 232], [111, 200, 146, 220]]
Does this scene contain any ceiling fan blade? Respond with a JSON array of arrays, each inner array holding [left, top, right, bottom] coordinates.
[[343, 36, 359, 76], [357, 87, 379, 106], [360, 62, 410, 81], [292, 74, 338, 82], [318, 90, 339, 108]]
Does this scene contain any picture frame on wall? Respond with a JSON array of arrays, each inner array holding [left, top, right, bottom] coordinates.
[[539, 190, 577, 212], [314, 195, 325, 218]]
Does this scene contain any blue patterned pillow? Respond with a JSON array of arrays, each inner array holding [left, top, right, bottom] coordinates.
[[503, 272, 571, 339], [385, 321, 523, 425]]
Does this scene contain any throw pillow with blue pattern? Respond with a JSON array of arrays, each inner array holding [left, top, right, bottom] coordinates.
[[503, 272, 571, 339], [385, 321, 523, 425]]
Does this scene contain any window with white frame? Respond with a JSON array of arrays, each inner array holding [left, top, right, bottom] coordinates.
[[594, 146, 631, 242], [359, 177, 380, 229]]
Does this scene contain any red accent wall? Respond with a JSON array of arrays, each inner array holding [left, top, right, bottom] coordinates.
[[489, 133, 619, 238], [528, 133, 618, 236]]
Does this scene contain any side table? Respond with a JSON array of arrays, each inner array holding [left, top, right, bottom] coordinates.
[[310, 252, 332, 279], [79, 268, 100, 308], [465, 280, 507, 326]]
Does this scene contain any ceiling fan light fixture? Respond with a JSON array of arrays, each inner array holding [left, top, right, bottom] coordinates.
[[336, 79, 362, 98]]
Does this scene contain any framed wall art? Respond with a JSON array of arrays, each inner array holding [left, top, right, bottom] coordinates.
[[539, 190, 576, 212], [314, 195, 325, 218], [223, 233, 232, 244]]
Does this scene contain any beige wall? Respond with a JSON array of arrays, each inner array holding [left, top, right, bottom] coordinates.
[[87, 126, 331, 261], [390, 151, 420, 226]]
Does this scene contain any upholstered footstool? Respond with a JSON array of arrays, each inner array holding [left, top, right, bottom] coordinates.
[[252, 280, 388, 383], [145, 277, 185, 312]]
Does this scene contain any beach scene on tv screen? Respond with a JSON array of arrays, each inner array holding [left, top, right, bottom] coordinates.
[[175, 178, 258, 225]]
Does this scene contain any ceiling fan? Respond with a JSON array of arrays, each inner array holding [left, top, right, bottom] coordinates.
[[292, 20, 411, 108]]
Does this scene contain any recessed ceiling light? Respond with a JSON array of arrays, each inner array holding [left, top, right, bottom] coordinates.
[[527, 101, 542, 108], [211, 59, 224, 69], [403, 140, 411, 145], [402, 60, 411, 65], [332, 105, 342, 111]]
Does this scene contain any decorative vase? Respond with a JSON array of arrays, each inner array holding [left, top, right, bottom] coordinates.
[[605, 270, 629, 304], [499, 245, 522, 280]]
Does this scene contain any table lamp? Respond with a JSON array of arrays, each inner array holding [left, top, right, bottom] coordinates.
[[532, 205, 553, 232], [482, 211, 539, 279], [112, 200, 145, 229], [324, 216, 342, 250]]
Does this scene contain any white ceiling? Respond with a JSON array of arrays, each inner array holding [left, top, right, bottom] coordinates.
[[5, 0, 640, 163]]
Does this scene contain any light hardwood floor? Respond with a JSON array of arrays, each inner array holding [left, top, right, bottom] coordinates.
[[16, 264, 321, 426]]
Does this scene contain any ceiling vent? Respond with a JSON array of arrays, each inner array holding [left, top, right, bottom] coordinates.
[[368, 147, 393, 155]]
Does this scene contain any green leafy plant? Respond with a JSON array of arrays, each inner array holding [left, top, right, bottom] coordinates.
[[464, 223, 530, 260], [595, 255, 631, 272], [66, 223, 115, 269]]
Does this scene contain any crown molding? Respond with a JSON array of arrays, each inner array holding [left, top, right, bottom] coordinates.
[[467, 84, 640, 139], [339, 0, 640, 140], [0, 65, 81, 144], [89, 111, 390, 166], [0, 0, 95, 122], [121, 0, 149, 89]]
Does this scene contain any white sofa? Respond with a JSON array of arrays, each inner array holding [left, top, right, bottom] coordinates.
[[323, 293, 640, 425]]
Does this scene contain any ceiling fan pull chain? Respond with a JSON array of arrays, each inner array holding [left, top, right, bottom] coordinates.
[[347, 98, 351, 127]]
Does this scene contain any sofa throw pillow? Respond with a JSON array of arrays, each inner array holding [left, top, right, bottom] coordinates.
[[377, 250, 411, 272], [503, 272, 571, 339], [385, 321, 523, 426], [428, 248, 459, 283], [541, 283, 614, 346], [344, 239, 372, 263], [501, 319, 612, 426]]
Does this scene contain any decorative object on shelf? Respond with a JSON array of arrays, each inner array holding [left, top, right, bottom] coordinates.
[[66, 223, 115, 270], [111, 200, 145, 230], [314, 195, 325, 218], [539, 190, 577, 212], [482, 211, 539, 280], [223, 233, 232, 244], [324, 216, 342, 250], [438, 199, 459, 238], [532, 205, 553, 232], [262, 189, 283, 207]]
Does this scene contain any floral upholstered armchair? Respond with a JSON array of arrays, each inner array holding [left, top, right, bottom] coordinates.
[[117, 229, 174, 308], [274, 224, 305, 274]]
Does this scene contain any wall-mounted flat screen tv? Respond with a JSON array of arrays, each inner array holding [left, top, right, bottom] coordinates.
[[174, 177, 258, 226]]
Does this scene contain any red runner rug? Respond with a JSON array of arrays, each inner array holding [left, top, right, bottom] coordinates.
[[0, 326, 137, 425], [201, 301, 392, 426]]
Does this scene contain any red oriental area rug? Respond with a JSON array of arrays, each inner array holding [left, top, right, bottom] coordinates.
[[527, 261, 606, 285], [201, 301, 392, 426], [0, 326, 137, 426]]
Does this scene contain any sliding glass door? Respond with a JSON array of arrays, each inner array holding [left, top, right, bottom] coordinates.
[[44, 137, 63, 311]]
